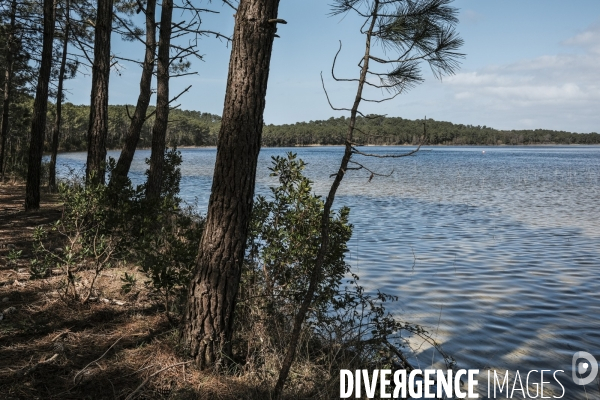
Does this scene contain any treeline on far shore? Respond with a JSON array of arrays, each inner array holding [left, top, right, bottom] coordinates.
[[263, 116, 600, 146], [14, 102, 600, 156]]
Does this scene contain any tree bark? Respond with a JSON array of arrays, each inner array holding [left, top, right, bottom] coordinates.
[[86, 0, 113, 185], [0, 0, 17, 180], [110, 0, 156, 185], [49, 0, 70, 192], [182, 0, 281, 369], [24, 0, 56, 210], [145, 0, 172, 201]]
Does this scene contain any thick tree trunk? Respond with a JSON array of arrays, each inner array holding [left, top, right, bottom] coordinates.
[[86, 0, 113, 185], [145, 0, 172, 201], [0, 0, 17, 180], [49, 0, 70, 192], [24, 0, 56, 210], [182, 0, 281, 369], [110, 0, 156, 185]]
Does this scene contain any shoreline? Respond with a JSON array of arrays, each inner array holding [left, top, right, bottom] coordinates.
[[48, 142, 600, 156]]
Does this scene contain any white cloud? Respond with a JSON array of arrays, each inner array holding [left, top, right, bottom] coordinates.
[[562, 24, 600, 54], [439, 25, 600, 132], [446, 72, 531, 87], [455, 91, 474, 100]]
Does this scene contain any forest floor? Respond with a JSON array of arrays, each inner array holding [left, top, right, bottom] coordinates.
[[0, 184, 271, 400]]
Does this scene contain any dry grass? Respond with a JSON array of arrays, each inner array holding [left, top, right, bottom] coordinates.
[[0, 184, 286, 400]]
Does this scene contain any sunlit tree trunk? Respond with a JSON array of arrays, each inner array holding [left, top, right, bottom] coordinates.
[[49, 0, 70, 192], [182, 0, 282, 369], [0, 0, 18, 180], [25, 0, 56, 210], [110, 0, 156, 184], [86, 0, 113, 185], [145, 0, 172, 200]]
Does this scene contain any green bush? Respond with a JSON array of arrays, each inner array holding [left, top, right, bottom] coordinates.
[[235, 153, 453, 394], [31, 179, 120, 300], [32, 148, 203, 311]]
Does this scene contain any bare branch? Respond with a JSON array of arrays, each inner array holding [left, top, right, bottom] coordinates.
[[70, 29, 93, 65], [168, 84, 192, 105], [321, 72, 368, 117], [360, 91, 401, 103], [112, 55, 144, 66], [125, 104, 133, 121], [221, 0, 238, 11], [172, 5, 218, 13], [351, 143, 422, 158], [169, 72, 199, 78]]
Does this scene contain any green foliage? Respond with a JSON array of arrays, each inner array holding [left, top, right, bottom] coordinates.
[[118, 148, 204, 313], [44, 104, 221, 152], [134, 199, 202, 314], [6, 248, 22, 270], [262, 116, 600, 146], [246, 152, 352, 317], [146, 147, 183, 205], [31, 179, 119, 299], [120, 272, 137, 294], [236, 153, 452, 385], [32, 148, 204, 309]]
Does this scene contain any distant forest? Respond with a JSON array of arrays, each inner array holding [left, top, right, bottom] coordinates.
[[43, 104, 600, 152]]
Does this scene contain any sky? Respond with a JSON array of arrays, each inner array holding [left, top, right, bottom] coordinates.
[[66, 0, 600, 133]]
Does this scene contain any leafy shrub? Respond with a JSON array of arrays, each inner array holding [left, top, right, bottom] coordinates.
[[31, 178, 120, 300], [134, 199, 202, 316], [32, 148, 203, 311], [6, 249, 22, 271], [235, 153, 453, 395], [246, 153, 352, 321]]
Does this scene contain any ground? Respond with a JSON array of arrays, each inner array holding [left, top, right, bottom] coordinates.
[[0, 184, 272, 400]]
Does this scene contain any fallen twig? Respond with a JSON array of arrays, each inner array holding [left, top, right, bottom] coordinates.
[[73, 336, 122, 384], [51, 329, 71, 342], [123, 363, 156, 378], [124, 361, 193, 400], [18, 353, 59, 377]]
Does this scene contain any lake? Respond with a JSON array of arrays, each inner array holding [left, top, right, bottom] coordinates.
[[56, 145, 600, 398]]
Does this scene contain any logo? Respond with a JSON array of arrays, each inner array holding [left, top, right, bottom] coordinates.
[[572, 351, 598, 386]]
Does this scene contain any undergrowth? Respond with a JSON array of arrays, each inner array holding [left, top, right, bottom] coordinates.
[[31, 148, 203, 316], [27, 150, 453, 398]]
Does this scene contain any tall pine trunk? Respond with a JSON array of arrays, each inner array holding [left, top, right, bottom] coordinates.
[[24, 0, 56, 210], [182, 0, 281, 369], [49, 0, 70, 192], [86, 0, 113, 185], [145, 0, 172, 201], [0, 0, 17, 180], [110, 0, 156, 185]]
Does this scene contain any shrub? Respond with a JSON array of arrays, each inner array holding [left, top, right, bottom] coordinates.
[[235, 153, 454, 396], [31, 179, 120, 300], [31, 148, 203, 312]]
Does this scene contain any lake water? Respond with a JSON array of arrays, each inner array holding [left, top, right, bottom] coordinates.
[[56, 146, 600, 398]]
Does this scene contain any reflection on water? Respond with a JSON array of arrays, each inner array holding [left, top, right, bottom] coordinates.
[[57, 146, 600, 398]]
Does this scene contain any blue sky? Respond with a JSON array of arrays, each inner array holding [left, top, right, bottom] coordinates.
[[67, 0, 600, 132]]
